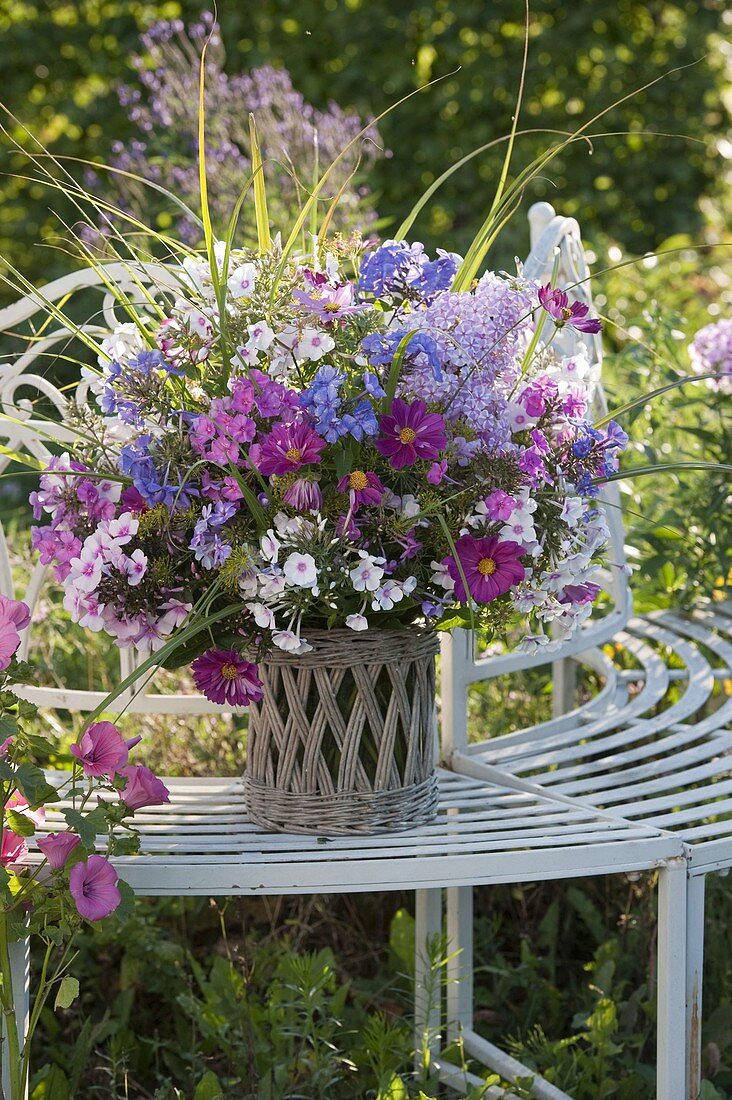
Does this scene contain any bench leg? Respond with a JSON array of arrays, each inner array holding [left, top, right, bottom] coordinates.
[[2, 935, 30, 1100], [446, 885, 473, 1041], [552, 657, 576, 718], [657, 857, 688, 1100], [686, 875, 706, 1100], [414, 889, 443, 1075]]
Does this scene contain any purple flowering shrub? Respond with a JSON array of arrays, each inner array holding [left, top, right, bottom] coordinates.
[[87, 12, 381, 247], [29, 227, 626, 705], [0, 594, 169, 1098], [688, 318, 732, 393]]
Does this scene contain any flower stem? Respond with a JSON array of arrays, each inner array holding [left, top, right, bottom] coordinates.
[[0, 911, 23, 1100]]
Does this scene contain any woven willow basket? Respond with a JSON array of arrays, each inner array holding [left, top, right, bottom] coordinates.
[[244, 629, 439, 835]]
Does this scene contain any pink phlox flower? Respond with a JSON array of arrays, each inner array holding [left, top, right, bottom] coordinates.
[[538, 284, 602, 333], [37, 832, 81, 870], [70, 722, 132, 778], [444, 535, 526, 605], [559, 582, 601, 605], [69, 855, 121, 921], [426, 459, 448, 485], [117, 765, 170, 811], [191, 649, 264, 707], [375, 399, 447, 469], [484, 490, 517, 522]]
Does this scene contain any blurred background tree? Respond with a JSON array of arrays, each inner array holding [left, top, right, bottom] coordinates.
[[0, 0, 728, 299]]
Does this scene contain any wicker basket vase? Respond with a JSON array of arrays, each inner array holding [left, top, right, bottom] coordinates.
[[244, 629, 440, 835]]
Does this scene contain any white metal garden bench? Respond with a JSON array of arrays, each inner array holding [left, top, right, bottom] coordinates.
[[0, 203, 724, 1099]]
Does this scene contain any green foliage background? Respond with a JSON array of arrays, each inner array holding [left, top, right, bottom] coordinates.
[[0, 0, 728, 295]]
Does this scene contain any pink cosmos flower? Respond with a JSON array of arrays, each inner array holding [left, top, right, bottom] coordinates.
[[444, 535, 526, 604], [191, 649, 264, 707], [254, 420, 326, 478], [292, 282, 366, 324], [69, 855, 121, 921], [70, 722, 139, 779], [1, 830, 27, 870], [117, 765, 170, 811], [538, 284, 602, 334], [375, 399, 447, 469], [337, 470, 385, 508], [37, 832, 81, 870]]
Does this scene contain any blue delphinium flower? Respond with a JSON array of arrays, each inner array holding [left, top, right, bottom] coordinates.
[[300, 366, 378, 442], [361, 330, 443, 381]]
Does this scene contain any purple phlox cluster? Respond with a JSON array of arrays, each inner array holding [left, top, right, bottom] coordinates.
[[189, 501, 237, 569], [359, 240, 461, 303], [361, 330, 443, 382], [30, 455, 121, 581], [689, 318, 732, 392], [299, 365, 379, 443]]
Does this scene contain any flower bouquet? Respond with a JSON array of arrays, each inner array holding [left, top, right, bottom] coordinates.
[[27, 210, 626, 832]]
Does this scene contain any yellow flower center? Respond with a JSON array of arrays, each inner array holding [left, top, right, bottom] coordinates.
[[478, 557, 497, 576], [561, 306, 572, 320], [399, 427, 417, 444], [221, 663, 240, 680], [349, 470, 369, 490], [285, 447, 302, 463], [323, 301, 341, 312]]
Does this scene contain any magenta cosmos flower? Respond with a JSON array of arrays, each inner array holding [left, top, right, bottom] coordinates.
[[337, 469, 385, 508], [69, 854, 121, 921], [70, 722, 140, 779], [254, 419, 326, 478], [117, 765, 170, 811], [192, 649, 264, 707], [445, 535, 526, 604], [375, 399, 447, 469], [37, 832, 81, 870], [538, 284, 602, 334]]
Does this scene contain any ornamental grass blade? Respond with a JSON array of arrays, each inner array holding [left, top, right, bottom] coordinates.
[[249, 113, 272, 253]]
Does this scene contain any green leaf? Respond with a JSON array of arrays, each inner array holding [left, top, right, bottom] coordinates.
[[389, 908, 415, 977], [5, 809, 35, 837], [61, 805, 108, 849], [378, 1077, 409, 1100], [110, 833, 141, 857], [194, 1071, 225, 1100], [14, 763, 60, 808], [54, 975, 80, 1011]]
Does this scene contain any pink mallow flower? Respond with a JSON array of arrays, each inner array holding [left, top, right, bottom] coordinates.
[[444, 535, 526, 604], [191, 649, 264, 708], [69, 854, 121, 921], [1, 830, 28, 870], [70, 722, 140, 779], [37, 832, 81, 870], [538, 284, 601, 334], [254, 420, 326, 478], [375, 399, 447, 470], [0, 595, 29, 671], [117, 765, 170, 811]]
